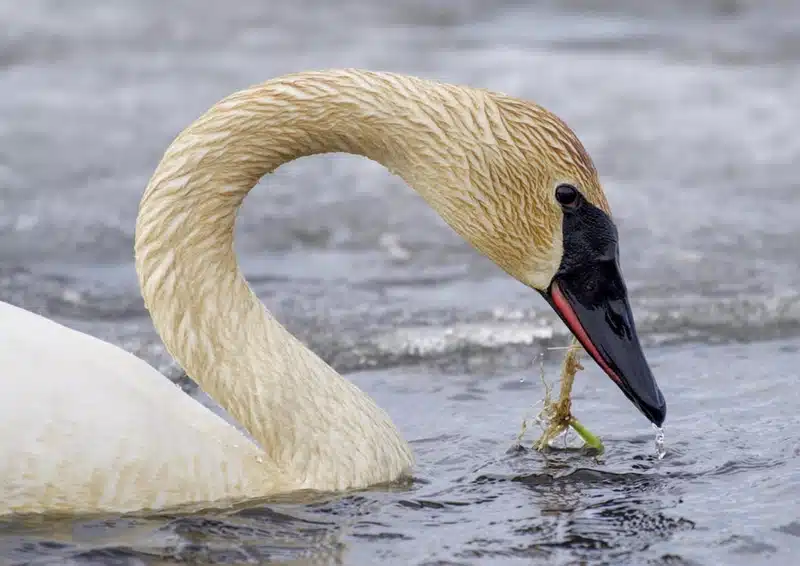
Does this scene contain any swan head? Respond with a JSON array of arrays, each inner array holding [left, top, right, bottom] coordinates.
[[431, 94, 667, 427]]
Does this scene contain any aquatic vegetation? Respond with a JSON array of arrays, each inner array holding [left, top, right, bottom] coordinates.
[[518, 338, 605, 453]]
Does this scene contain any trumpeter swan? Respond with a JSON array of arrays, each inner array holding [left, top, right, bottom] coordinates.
[[0, 69, 665, 516]]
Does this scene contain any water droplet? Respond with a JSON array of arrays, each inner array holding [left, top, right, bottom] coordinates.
[[653, 424, 666, 460], [519, 377, 525, 383]]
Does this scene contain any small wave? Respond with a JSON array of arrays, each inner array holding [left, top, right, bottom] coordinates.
[[353, 291, 800, 371], [5, 264, 800, 376], [638, 292, 800, 344], [374, 322, 559, 357]]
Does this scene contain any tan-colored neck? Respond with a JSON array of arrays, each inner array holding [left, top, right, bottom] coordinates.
[[134, 69, 508, 488]]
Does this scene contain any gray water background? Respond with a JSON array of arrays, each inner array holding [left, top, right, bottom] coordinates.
[[1, 0, 800, 564]]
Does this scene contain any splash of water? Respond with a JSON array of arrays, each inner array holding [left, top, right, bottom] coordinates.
[[653, 423, 666, 460]]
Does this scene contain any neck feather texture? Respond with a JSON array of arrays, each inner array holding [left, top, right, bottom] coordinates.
[[134, 69, 510, 489]]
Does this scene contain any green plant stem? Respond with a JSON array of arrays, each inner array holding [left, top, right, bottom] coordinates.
[[569, 417, 604, 453]]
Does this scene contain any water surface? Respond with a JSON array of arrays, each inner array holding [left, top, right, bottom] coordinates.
[[1, 1, 799, 564]]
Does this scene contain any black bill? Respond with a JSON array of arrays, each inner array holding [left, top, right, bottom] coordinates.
[[543, 186, 667, 426]]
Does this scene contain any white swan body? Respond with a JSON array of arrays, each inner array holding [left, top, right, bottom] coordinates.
[[0, 69, 624, 516], [0, 301, 281, 514]]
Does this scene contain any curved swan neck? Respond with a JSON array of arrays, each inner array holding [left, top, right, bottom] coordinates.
[[133, 68, 603, 489], [134, 69, 494, 486]]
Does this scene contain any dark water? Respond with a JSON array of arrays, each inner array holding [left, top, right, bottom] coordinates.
[[2, 0, 800, 564]]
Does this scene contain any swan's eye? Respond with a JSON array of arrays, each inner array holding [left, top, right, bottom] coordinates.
[[555, 184, 579, 208]]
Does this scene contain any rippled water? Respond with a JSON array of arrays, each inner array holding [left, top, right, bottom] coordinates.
[[2, 0, 800, 564]]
